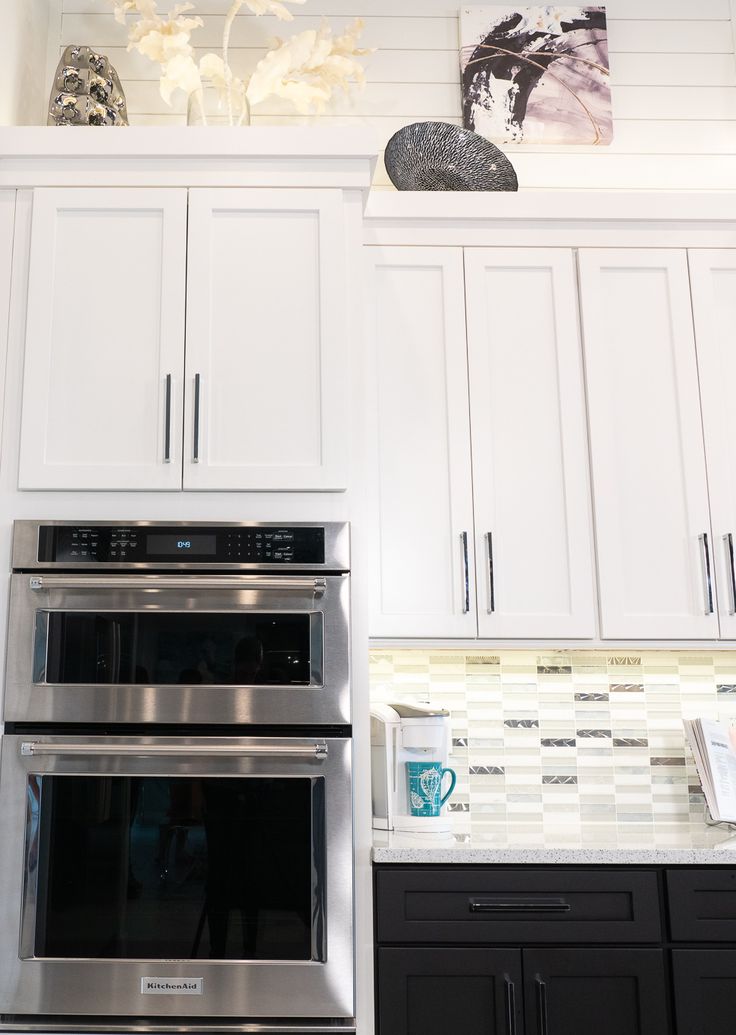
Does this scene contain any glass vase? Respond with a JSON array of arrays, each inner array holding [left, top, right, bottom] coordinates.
[[187, 84, 250, 127]]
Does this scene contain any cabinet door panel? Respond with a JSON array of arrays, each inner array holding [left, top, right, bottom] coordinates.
[[689, 250, 736, 639], [0, 191, 15, 461], [579, 249, 717, 639], [184, 189, 348, 491], [524, 949, 669, 1035], [366, 247, 477, 637], [377, 947, 521, 1035], [465, 248, 595, 638], [19, 188, 186, 490], [672, 950, 736, 1034]]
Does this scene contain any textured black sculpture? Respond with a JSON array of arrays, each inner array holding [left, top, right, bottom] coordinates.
[[384, 121, 518, 192]]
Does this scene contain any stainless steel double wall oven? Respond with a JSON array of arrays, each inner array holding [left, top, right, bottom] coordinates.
[[0, 521, 354, 1034]]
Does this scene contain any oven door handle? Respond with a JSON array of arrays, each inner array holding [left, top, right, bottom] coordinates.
[[28, 575, 327, 594], [20, 741, 329, 760]]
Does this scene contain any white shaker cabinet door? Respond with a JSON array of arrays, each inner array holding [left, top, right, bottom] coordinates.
[[19, 188, 187, 490], [579, 249, 718, 639], [184, 189, 348, 491], [465, 249, 596, 638], [366, 247, 477, 638], [689, 250, 736, 639], [0, 192, 15, 460]]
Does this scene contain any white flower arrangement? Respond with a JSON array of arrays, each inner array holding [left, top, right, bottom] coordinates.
[[107, 0, 370, 125]]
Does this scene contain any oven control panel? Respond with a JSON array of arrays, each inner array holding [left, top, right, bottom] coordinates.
[[36, 525, 327, 565]]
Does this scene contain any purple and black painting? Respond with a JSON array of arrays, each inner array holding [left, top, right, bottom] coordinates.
[[460, 6, 612, 145]]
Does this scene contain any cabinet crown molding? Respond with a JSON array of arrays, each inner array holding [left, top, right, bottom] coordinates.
[[0, 126, 379, 194]]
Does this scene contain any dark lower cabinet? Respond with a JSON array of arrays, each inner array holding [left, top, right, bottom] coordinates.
[[376, 946, 669, 1035], [377, 948, 522, 1035], [672, 950, 736, 1034], [524, 949, 669, 1035], [374, 865, 736, 1035]]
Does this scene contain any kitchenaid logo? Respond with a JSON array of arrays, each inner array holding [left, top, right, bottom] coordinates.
[[140, 978, 203, 996]]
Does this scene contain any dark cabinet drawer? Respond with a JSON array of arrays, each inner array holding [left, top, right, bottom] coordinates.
[[667, 869, 736, 941], [376, 868, 662, 944], [672, 950, 736, 1034]]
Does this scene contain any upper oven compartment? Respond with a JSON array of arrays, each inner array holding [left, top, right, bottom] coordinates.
[[5, 573, 350, 728]]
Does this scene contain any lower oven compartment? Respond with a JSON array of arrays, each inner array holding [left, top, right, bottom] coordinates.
[[0, 735, 354, 1024]]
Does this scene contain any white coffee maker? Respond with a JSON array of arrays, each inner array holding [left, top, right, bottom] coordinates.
[[370, 702, 454, 835]]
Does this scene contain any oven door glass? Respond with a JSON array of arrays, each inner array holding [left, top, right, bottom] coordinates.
[[28, 773, 324, 962], [36, 611, 321, 687]]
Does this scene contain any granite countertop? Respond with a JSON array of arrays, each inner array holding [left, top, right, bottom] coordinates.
[[372, 823, 736, 865]]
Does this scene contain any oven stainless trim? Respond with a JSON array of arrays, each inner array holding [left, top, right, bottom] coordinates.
[[0, 735, 354, 1021], [0, 1022, 357, 1033], [5, 574, 349, 726], [12, 522, 350, 573], [28, 577, 328, 593]]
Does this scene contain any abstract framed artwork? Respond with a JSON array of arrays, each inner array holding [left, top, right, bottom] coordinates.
[[460, 6, 612, 145]]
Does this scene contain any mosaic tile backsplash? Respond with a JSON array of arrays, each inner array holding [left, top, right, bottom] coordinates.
[[369, 650, 736, 844]]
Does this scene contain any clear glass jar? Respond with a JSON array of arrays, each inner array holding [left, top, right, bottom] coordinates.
[[187, 84, 250, 127]]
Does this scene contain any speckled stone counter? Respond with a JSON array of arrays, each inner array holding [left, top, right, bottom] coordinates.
[[372, 823, 736, 865]]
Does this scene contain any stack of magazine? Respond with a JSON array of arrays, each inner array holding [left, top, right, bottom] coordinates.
[[684, 718, 736, 823]]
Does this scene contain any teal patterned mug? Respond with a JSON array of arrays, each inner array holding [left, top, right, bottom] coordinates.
[[406, 761, 457, 817]]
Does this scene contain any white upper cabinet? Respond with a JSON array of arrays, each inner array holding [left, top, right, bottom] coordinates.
[[183, 189, 348, 491], [366, 247, 477, 638], [0, 191, 15, 450], [465, 249, 596, 638], [19, 188, 187, 491], [689, 250, 736, 639], [579, 249, 718, 639]]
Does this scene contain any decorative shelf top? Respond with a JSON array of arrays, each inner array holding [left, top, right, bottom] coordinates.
[[0, 126, 379, 193]]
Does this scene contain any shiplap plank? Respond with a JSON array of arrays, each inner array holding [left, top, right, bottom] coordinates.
[[62, 0, 733, 17], [123, 80, 462, 116], [99, 46, 463, 84], [611, 52, 736, 86], [94, 47, 736, 89], [61, 14, 736, 53], [612, 85, 736, 119], [122, 80, 736, 120], [60, 14, 460, 49]]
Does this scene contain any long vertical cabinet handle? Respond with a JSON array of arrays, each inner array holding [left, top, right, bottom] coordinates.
[[486, 532, 496, 614], [460, 532, 470, 614], [535, 977, 549, 1035], [699, 532, 715, 615], [725, 534, 736, 616], [504, 977, 517, 1035], [163, 374, 173, 463], [193, 373, 201, 463]]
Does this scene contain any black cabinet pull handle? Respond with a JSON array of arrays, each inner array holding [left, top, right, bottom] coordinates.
[[725, 533, 736, 616], [193, 372, 201, 463], [486, 531, 496, 614], [460, 531, 470, 613], [504, 976, 517, 1035], [163, 373, 172, 463], [469, 897, 571, 914], [536, 976, 549, 1035], [699, 531, 715, 615]]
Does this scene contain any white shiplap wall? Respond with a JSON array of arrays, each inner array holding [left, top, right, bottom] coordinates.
[[57, 0, 736, 189]]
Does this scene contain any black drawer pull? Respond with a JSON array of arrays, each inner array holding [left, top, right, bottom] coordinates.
[[504, 976, 517, 1035], [469, 897, 572, 914], [536, 976, 549, 1035]]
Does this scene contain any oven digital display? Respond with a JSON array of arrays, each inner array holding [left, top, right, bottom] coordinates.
[[147, 534, 217, 555]]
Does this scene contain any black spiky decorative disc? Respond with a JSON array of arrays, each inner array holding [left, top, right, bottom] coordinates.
[[385, 121, 518, 192]]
